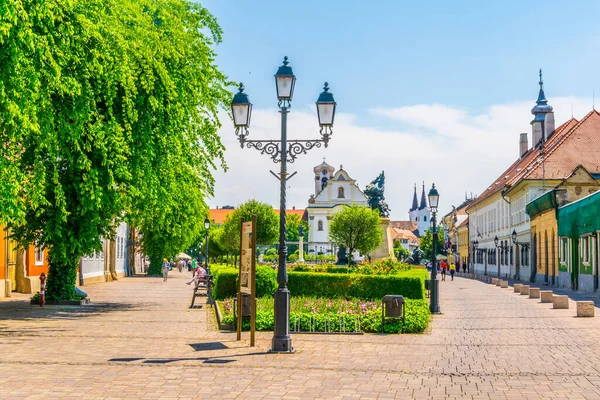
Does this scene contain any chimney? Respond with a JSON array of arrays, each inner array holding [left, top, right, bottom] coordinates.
[[520, 133, 528, 157], [545, 112, 555, 140]]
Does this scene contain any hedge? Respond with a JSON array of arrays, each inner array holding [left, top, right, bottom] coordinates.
[[288, 270, 426, 300], [212, 264, 277, 300], [212, 264, 427, 301]]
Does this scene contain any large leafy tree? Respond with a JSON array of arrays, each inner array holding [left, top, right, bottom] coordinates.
[[419, 227, 446, 261], [222, 200, 279, 254], [329, 205, 382, 266], [0, 0, 229, 298]]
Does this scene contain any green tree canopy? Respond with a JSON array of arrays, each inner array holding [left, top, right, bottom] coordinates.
[[1, 0, 230, 298], [222, 200, 279, 252], [328, 205, 383, 266], [418, 227, 446, 261]]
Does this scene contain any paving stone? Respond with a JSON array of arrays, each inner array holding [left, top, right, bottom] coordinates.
[[3, 273, 600, 398]]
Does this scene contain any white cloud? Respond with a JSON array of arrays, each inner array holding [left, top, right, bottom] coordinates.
[[211, 96, 593, 219]]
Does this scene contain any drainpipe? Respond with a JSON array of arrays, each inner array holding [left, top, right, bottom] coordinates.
[[4, 228, 9, 297]]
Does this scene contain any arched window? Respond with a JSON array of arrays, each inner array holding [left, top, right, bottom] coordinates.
[[338, 187, 345, 198], [424, 215, 427, 222], [318, 220, 323, 231], [416, 217, 419, 222]]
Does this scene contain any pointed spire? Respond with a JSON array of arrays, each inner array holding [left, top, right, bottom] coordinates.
[[536, 68, 548, 105], [419, 181, 427, 210], [410, 184, 418, 211]]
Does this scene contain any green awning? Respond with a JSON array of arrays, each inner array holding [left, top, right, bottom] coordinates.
[[558, 190, 600, 238], [526, 190, 558, 219]]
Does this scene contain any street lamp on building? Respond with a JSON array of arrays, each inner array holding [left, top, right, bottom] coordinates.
[[230, 56, 337, 353], [428, 184, 440, 314]]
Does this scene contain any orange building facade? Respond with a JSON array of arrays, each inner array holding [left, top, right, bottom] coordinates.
[[0, 227, 49, 297]]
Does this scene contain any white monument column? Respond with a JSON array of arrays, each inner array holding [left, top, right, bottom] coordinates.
[[298, 236, 305, 262]]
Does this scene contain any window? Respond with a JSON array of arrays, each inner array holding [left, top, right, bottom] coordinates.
[[560, 238, 568, 263], [583, 236, 590, 263], [424, 216, 427, 222], [35, 246, 44, 266], [338, 187, 345, 198], [318, 220, 323, 231]]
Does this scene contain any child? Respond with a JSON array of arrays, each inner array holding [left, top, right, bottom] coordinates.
[[162, 258, 169, 282]]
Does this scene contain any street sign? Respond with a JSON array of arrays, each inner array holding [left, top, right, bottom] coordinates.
[[237, 215, 257, 346]]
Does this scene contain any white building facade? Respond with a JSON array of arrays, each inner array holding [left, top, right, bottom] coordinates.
[[306, 161, 368, 256]]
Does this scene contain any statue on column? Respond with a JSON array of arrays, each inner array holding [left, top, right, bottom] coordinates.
[[364, 171, 391, 217]]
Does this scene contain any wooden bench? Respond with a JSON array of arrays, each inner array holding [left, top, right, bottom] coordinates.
[[190, 275, 213, 308]]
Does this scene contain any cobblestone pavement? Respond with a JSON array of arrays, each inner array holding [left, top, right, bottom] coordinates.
[[2, 271, 600, 399]]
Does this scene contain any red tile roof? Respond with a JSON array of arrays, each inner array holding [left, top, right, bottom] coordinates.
[[466, 117, 581, 211], [208, 208, 305, 224]]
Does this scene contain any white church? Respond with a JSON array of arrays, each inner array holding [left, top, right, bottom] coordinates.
[[304, 160, 431, 258], [305, 160, 368, 257]]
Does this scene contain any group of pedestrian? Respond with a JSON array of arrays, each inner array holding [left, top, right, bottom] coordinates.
[[161, 257, 205, 283], [440, 260, 457, 281]]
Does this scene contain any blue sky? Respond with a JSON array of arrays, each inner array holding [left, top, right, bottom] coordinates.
[[203, 1, 600, 217]]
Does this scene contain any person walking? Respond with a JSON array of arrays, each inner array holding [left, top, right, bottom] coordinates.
[[450, 263, 456, 281], [191, 258, 197, 276], [440, 260, 448, 281], [162, 258, 169, 282]]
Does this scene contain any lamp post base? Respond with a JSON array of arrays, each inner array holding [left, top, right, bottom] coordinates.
[[429, 278, 441, 314], [272, 287, 294, 353]]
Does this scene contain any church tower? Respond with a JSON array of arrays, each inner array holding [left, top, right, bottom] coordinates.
[[531, 69, 555, 147], [408, 182, 431, 236], [313, 159, 335, 195]]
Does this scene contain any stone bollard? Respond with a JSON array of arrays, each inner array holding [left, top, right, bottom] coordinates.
[[514, 284, 522, 293], [529, 288, 541, 299], [520, 285, 530, 295], [500, 280, 508, 288], [540, 291, 553, 303], [577, 301, 595, 317], [492, 278, 498, 285], [553, 295, 569, 309]]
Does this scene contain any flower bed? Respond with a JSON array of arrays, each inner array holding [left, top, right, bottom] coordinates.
[[219, 296, 430, 333]]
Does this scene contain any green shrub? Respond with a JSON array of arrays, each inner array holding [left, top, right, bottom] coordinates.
[[212, 264, 428, 301], [287, 270, 426, 300], [212, 264, 278, 300], [255, 266, 277, 297]]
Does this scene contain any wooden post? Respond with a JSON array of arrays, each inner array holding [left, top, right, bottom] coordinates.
[[236, 218, 244, 341], [250, 215, 257, 347]]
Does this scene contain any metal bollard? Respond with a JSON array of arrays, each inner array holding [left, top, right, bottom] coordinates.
[[39, 273, 46, 307]]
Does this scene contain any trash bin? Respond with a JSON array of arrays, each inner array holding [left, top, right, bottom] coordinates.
[[382, 295, 405, 318], [234, 292, 252, 318], [381, 295, 406, 333]]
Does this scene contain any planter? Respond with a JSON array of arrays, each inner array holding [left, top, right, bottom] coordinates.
[[30, 298, 91, 306], [214, 301, 233, 330]]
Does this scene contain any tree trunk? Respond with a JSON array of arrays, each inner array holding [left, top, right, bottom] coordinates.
[[46, 250, 78, 301], [348, 248, 353, 267]]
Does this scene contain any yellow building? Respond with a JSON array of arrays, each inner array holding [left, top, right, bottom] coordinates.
[[442, 198, 474, 269], [457, 217, 469, 269], [526, 166, 600, 286]]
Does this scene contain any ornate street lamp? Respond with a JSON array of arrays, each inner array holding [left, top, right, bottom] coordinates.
[[230, 56, 336, 353], [428, 184, 440, 314], [204, 218, 210, 273]]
